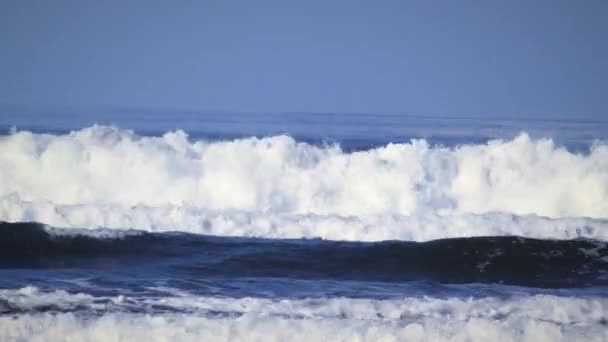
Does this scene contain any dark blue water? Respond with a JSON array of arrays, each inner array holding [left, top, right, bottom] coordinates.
[[1, 221, 606, 314]]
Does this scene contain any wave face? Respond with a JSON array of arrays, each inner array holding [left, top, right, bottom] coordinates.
[[1, 286, 607, 342], [1, 222, 606, 288], [0, 125, 607, 241]]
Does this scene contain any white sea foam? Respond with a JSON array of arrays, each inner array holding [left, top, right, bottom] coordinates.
[[0, 286, 606, 342], [42, 226, 144, 239], [2, 195, 607, 241], [1, 126, 607, 241]]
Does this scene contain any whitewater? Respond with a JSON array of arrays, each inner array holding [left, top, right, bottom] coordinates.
[[2, 286, 607, 342], [1, 124, 607, 241], [1, 113, 607, 341]]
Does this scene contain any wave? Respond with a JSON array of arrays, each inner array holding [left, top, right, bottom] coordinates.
[[1, 125, 607, 244], [1, 286, 606, 341], [1, 125, 607, 219], [1, 222, 606, 288], [2, 194, 607, 242]]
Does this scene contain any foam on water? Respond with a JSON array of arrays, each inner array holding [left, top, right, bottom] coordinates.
[[0, 286, 606, 342], [42, 226, 144, 239], [1, 125, 606, 218], [0, 125, 607, 241], [2, 197, 607, 241]]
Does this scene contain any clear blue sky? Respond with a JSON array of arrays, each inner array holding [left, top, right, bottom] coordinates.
[[1, 0, 606, 118]]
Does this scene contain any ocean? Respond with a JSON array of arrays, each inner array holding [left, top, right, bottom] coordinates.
[[0, 110, 607, 341]]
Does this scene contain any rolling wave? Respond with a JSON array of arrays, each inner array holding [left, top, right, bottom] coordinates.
[[1, 125, 607, 242], [1, 222, 606, 288]]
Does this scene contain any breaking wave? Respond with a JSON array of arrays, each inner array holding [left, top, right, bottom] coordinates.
[[1, 126, 607, 241]]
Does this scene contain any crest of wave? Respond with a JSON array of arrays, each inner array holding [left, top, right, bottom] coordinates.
[[0, 125, 607, 219]]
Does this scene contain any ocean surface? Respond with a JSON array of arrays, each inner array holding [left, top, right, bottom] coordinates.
[[0, 110, 607, 341]]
